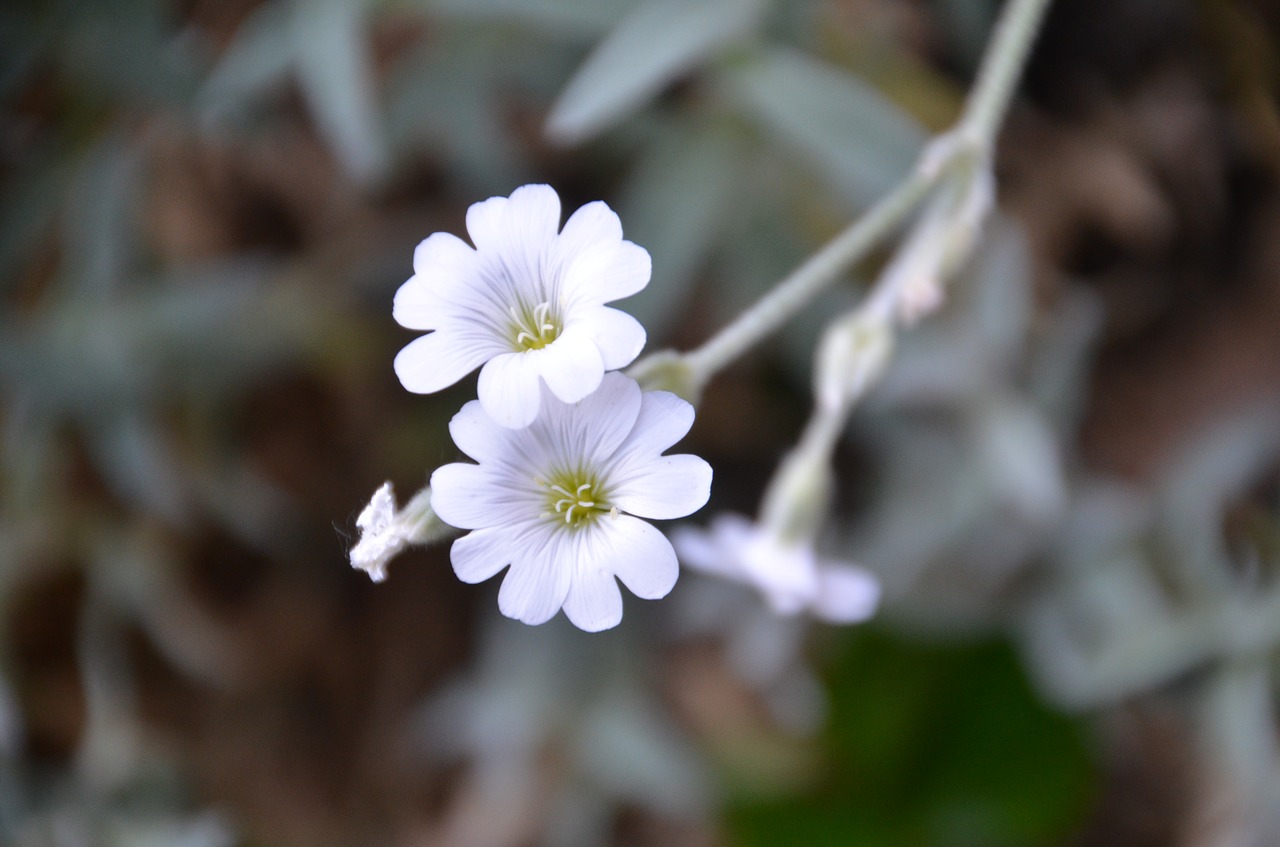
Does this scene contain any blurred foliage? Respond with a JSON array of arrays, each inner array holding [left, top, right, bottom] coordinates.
[[4, 0, 1280, 844], [731, 633, 1094, 847]]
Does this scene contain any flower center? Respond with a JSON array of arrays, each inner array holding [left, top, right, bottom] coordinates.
[[541, 473, 614, 530], [510, 301, 561, 351]]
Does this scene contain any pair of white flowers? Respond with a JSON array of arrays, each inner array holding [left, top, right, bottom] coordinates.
[[387, 185, 878, 632], [393, 185, 710, 631]]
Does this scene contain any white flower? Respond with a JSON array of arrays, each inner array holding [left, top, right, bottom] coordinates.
[[672, 513, 880, 624], [430, 372, 712, 632], [393, 184, 651, 429]]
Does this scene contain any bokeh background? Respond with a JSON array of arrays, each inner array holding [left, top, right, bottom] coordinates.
[[4, 0, 1280, 845]]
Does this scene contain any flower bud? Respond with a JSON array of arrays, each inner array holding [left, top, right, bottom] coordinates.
[[350, 482, 450, 582], [814, 310, 893, 415]]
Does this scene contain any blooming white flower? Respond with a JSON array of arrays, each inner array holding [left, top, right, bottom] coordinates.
[[672, 513, 880, 623], [393, 184, 651, 429], [430, 372, 712, 632]]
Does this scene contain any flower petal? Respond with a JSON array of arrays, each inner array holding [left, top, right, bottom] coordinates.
[[740, 535, 817, 616], [561, 239, 651, 306], [467, 184, 560, 254], [596, 515, 679, 600], [610, 454, 712, 520], [477, 352, 543, 429], [670, 524, 733, 578], [448, 397, 541, 469], [449, 527, 513, 584], [392, 276, 447, 331], [394, 331, 496, 394], [610, 389, 696, 462], [561, 540, 624, 632], [532, 371, 641, 464], [534, 330, 604, 405], [498, 530, 572, 625], [557, 200, 622, 256], [430, 462, 532, 529], [413, 231, 475, 277], [583, 306, 646, 370], [811, 564, 881, 623]]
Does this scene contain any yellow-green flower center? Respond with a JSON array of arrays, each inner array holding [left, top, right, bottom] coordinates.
[[510, 300, 561, 351], [541, 471, 613, 529]]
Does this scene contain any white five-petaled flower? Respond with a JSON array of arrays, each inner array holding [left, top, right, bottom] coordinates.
[[672, 513, 880, 624], [430, 372, 712, 632], [393, 184, 651, 429]]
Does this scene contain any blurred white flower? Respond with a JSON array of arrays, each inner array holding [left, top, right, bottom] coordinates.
[[430, 372, 712, 632], [673, 513, 880, 623], [393, 184, 651, 429]]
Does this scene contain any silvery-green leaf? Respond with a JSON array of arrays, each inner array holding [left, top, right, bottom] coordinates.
[[198, 0, 295, 120], [545, 0, 768, 144], [968, 217, 1031, 365], [1026, 286, 1104, 429], [293, 0, 386, 183], [723, 47, 925, 207], [86, 412, 191, 526], [384, 30, 530, 192], [1157, 403, 1280, 594], [0, 264, 328, 415], [60, 139, 143, 298], [415, 0, 631, 37], [617, 122, 744, 341], [972, 398, 1066, 524], [573, 685, 709, 814]]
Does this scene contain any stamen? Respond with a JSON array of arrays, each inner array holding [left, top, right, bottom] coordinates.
[[542, 476, 608, 528], [511, 300, 561, 351]]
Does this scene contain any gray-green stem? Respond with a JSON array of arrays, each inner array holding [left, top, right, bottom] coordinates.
[[631, 0, 1053, 397]]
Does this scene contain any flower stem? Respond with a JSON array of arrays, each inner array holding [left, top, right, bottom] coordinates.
[[634, 0, 1054, 396], [682, 172, 936, 381], [957, 0, 1054, 149]]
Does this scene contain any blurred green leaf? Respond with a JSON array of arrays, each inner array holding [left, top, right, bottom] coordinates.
[[59, 139, 143, 299], [198, 0, 294, 118], [200, 0, 386, 182], [545, 0, 767, 144], [293, 0, 386, 183], [0, 264, 331, 416], [385, 28, 536, 191], [618, 121, 745, 341], [85, 412, 191, 526], [55, 0, 199, 108], [417, 0, 630, 38], [722, 47, 926, 208], [731, 634, 1095, 847]]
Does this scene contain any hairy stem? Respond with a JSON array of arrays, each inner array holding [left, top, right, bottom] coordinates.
[[634, 0, 1054, 396]]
